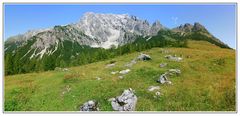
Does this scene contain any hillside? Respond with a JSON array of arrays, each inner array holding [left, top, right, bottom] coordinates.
[[4, 40, 235, 111]]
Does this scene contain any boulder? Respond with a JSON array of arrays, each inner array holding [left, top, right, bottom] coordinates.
[[165, 55, 182, 62], [167, 69, 181, 76], [147, 86, 160, 92], [111, 71, 119, 75], [109, 88, 137, 111], [137, 53, 151, 61], [159, 63, 167, 68], [106, 63, 115, 68], [80, 100, 99, 111], [119, 69, 131, 75], [63, 68, 69, 71], [118, 76, 124, 79], [157, 73, 172, 84]]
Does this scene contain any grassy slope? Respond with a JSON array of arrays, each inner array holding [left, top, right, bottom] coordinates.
[[4, 40, 235, 111]]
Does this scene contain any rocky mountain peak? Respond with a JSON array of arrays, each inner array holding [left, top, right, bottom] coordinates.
[[6, 12, 165, 49], [172, 22, 208, 33], [150, 20, 165, 35], [73, 12, 163, 48], [192, 22, 207, 32]]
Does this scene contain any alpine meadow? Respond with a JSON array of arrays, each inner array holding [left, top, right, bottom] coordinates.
[[4, 5, 236, 112]]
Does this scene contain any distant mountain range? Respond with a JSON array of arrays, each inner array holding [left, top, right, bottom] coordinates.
[[4, 12, 230, 75]]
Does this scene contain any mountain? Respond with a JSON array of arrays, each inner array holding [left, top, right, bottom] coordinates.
[[74, 12, 166, 48], [172, 22, 230, 48], [4, 12, 230, 75]]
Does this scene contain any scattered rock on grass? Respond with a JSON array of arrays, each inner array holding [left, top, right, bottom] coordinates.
[[125, 53, 151, 68], [119, 69, 131, 75], [156, 69, 181, 84], [106, 63, 115, 68], [111, 71, 119, 75], [137, 53, 151, 61], [109, 88, 137, 111], [147, 86, 160, 92], [118, 76, 124, 79], [55, 67, 69, 72], [167, 69, 181, 76], [80, 100, 99, 111], [159, 63, 167, 68], [63, 68, 69, 71], [157, 73, 172, 85], [165, 55, 182, 62]]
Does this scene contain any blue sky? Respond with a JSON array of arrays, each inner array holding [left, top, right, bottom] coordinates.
[[4, 4, 236, 48]]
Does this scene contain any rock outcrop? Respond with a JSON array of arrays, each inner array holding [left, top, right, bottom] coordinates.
[[80, 100, 99, 111], [119, 69, 131, 75], [137, 53, 151, 61], [165, 55, 182, 62], [109, 88, 137, 111], [157, 73, 172, 84]]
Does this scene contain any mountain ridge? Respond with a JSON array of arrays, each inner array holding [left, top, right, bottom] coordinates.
[[4, 12, 231, 75], [5, 12, 230, 49]]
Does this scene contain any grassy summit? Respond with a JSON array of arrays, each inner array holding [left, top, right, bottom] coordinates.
[[4, 40, 235, 111]]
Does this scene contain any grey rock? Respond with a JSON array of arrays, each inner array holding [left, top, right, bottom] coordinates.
[[118, 76, 124, 79], [157, 73, 172, 84], [109, 88, 137, 111], [108, 98, 116, 102], [147, 86, 160, 92], [106, 63, 115, 68], [167, 69, 181, 76], [119, 69, 131, 75], [55, 67, 69, 72], [156, 69, 181, 84], [80, 100, 99, 111], [111, 71, 119, 75], [55, 67, 62, 71], [165, 55, 182, 62], [159, 63, 167, 68], [63, 68, 69, 71], [137, 53, 151, 61]]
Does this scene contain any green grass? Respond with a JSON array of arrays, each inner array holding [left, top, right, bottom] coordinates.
[[4, 40, 236, 111]]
